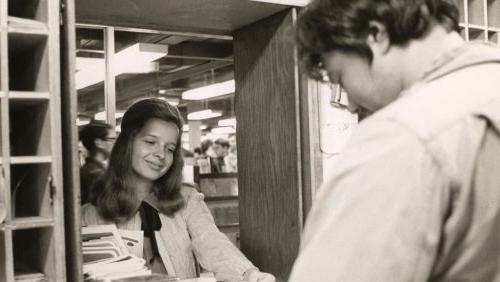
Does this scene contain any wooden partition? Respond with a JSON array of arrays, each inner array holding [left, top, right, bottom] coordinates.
[[234, 9, 304, 281]]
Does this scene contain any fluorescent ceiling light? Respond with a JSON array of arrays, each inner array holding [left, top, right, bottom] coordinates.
[[75, 57, 105, 89], [114, 43, 167, 74], [211, 126, 236, 134], [249, 0, 310, 6], [182, 124, 208, 132], [157, 97, 179, 106], [182, 80, 235, 100], [187, 109, 222, 121], [76, 118, 90, 126], [94, 111, 125, 121], [115, 43, 167, 62], [218, 117, 236, 127], [76, 43, 168, 90]]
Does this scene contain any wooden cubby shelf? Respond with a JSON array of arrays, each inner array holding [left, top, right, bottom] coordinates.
[[13, 227, 55, 281], [9, 91, 50, 100], [468, 26, 487, 41], [457, 0, 500, 44], [488, 0, 500, 28], [468, 0, 485, 26], [9, 99, 51, 157], [10, 163, 52, 219], [10, 156, 52, 164], [10, 217, 54, 230], [455, 0, 465, 23], [8, 32, 48, 92], [8, 0, 47, 23], [7, 16, 48, 36], [1, 0, 64, 280]]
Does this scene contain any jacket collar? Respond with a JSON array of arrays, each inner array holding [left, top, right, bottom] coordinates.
[[422, 42, 500, 82]]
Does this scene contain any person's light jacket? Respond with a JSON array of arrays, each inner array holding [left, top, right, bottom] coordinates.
[[82, 185, 255, 281], [290, 42, 500, 281]]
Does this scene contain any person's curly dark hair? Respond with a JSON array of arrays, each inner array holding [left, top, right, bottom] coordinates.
[[296, 0, 459, 81]]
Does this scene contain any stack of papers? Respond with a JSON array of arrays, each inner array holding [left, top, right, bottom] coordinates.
[[82, 225, 151, 281], [83, 255, 151, 281]]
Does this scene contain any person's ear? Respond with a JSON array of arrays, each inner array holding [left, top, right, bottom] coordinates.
[[366, 21, 390, 55]]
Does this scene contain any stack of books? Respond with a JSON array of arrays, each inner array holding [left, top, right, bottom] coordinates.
[[82, 225, 151, 281]]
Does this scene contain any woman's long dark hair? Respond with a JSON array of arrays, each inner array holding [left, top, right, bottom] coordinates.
[[95, 98, 185, 222]]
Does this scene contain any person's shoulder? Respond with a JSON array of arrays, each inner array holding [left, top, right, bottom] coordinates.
[[379, 54, 500, 142], [180, 183, 203, 201]]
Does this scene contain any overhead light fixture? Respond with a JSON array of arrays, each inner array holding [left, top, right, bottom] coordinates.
[[75, 57, 105, 89], [114, 43, 168, 74], [115, 43, 167, 62], [76, 118, 90, 126], [76, 43, 168, 90], [182, 80, 235, 100], [218, 117, 236, 127], [211, 126, 236, 134], [182, 124, 208, 132], [248, 0, 310, 6], [187, 109, 222, 121], [157, 97, 179, 106], [94, 111, 125, 121]]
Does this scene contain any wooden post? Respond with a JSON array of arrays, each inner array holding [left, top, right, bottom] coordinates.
[[234, 9, 306, 281]]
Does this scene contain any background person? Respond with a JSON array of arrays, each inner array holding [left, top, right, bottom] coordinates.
[[225, 133, 238, 173], [79, 121, 116, 204], [81, 98, 274, 282], [212, 138, 230, 173], [290, 0, 500, 281], [200, 139, 215, 158]]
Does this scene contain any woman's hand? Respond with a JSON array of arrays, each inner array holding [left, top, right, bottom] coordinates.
[[243, 268, 275, 282]]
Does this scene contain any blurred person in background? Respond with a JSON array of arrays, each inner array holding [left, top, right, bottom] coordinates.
[[200, 139, 215, 158], [79, 121, 117, 204], [212, 138, 230, 173], [225, 133, 238, 172]]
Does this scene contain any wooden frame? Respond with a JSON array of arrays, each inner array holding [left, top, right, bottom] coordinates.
[[0, 0, 66, 281]]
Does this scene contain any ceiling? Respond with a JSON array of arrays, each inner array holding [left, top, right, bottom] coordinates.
[[75, 0, 294, 131], [75, 0, 292, 35]]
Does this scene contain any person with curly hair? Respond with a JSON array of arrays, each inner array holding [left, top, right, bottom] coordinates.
[[291, 0, 500, 281]]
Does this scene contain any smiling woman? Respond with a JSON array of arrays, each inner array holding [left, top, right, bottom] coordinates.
[[81, 98, 274, 282]]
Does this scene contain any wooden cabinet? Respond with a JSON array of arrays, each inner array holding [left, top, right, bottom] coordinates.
[[0, 0, 66, 281]]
